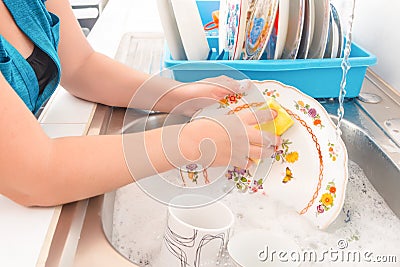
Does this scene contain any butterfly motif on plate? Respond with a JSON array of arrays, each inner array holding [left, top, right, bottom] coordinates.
[[282, 167, 294, 183]]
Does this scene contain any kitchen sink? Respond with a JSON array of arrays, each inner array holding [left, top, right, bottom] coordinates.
[[47, 34, 400, 267], [95, 94, 400, 266]]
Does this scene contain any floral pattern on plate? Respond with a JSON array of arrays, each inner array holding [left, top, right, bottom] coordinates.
[[262, 88, 280, 98], [195, 80, 348, 229], [328, 142, 339, 162], [294, 100, 325, 128], [317, 181, 337, 216], [219, 0, 250, 59], [259, 80, 347, 229], [226, 166, 264, 193], [272, 139, 299, 164], [218, 92, 246, 108]]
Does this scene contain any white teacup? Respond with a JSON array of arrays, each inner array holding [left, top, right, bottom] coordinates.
[[160, 194, 234, 266]]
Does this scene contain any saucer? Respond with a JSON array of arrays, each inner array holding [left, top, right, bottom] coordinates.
[[228, 229, 300, 266]]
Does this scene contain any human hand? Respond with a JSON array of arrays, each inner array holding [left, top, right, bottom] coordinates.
[[178, 109, 279, 170], [169, 75, 253, 117]]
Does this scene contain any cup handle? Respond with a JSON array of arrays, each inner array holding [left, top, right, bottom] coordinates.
[[204, 10, 219, 31]]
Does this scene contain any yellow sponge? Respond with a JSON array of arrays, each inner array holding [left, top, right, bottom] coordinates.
[[255, 99, 294, 136]]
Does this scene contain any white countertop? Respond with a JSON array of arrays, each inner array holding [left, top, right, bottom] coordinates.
[[0, 1, 163, 266]]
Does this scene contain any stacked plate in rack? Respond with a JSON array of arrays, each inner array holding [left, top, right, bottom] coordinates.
[[218, 0, 344, 60], [156, 0, 210, 60]]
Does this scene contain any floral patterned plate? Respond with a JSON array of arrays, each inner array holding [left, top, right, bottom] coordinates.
[[194, 80, 349, 229], [218, 0, 250, 60], [243, 0, 279, 60]]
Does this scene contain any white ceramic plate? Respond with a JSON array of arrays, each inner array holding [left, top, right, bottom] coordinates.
[[170, 0, 210, 60], [262, 0, 290, 60], [281, 0, 305, 59], [323, 7, 334, 58], [156, 0, 186, 60], [134, 80, 348, 230], [195, 80, 349, 229], [243, 0, 279, 60], [218, 0, 229, 55], [324, 4, 340, 59], [328, 4, 339, 59], [331, 3, 343, 58], [273, 0, 290, 59], [218, 0, 250, 60], [232, 0, 250, 60], [259, 81, 348, 230], [307, 0, 330, 58], [114, 81, 349, 265], [228, 229, 300, 267], [297, 0, 314, 59]]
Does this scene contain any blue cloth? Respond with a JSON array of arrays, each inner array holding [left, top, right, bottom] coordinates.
[[0, 0, 61, 113]]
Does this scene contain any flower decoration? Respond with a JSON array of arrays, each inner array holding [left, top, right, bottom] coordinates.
[[285, 152, 299, 163], [328, 142, 339, 162], [218, 92, 246, 108], [308, 108, 317, 118], [316, 181, 337, 215], [186, 163, 198, 171], [179, 164, 210, 185], [226, 166, 263, 193], [185, 164, 199, 184], [317, 205, 325, 214], [219, 98, 229, 107], [321, 193, 334, 206], [294, 100, 324, 128], [263, 88, 280, 98], [272, 139, 299, 164]]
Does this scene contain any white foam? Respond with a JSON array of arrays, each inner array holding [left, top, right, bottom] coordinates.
[[111, 161, 400, 266]]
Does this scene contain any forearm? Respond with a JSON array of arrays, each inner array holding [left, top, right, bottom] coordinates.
[[2, 133, 132, 206], [39, 134, 132, 206], [62, 52, 185, 111], [7, 124, 195, 207]]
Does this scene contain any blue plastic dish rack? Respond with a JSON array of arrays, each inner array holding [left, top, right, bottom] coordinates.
[[163, 0, 377, 98]]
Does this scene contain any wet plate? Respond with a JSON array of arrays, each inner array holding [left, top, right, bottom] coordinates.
[[133, 80, 348, 230], [114, 81, 349, 266], [193, 80, 349, 229]]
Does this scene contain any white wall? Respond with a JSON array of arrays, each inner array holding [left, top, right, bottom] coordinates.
[[332, 0, 400, 92]]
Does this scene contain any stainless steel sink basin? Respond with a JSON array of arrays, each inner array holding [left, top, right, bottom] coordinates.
[[47, 34, 400, 267], [121, 112, 189, 134]]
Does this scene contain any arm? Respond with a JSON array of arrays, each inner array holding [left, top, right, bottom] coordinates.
[[0, 73, 274, 206], [0, 72, 163, 206], [45, 0, 245, 114], [45, 0, 152, 108], [43, 0, 189, 112], [0, 0, 276, 206]]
